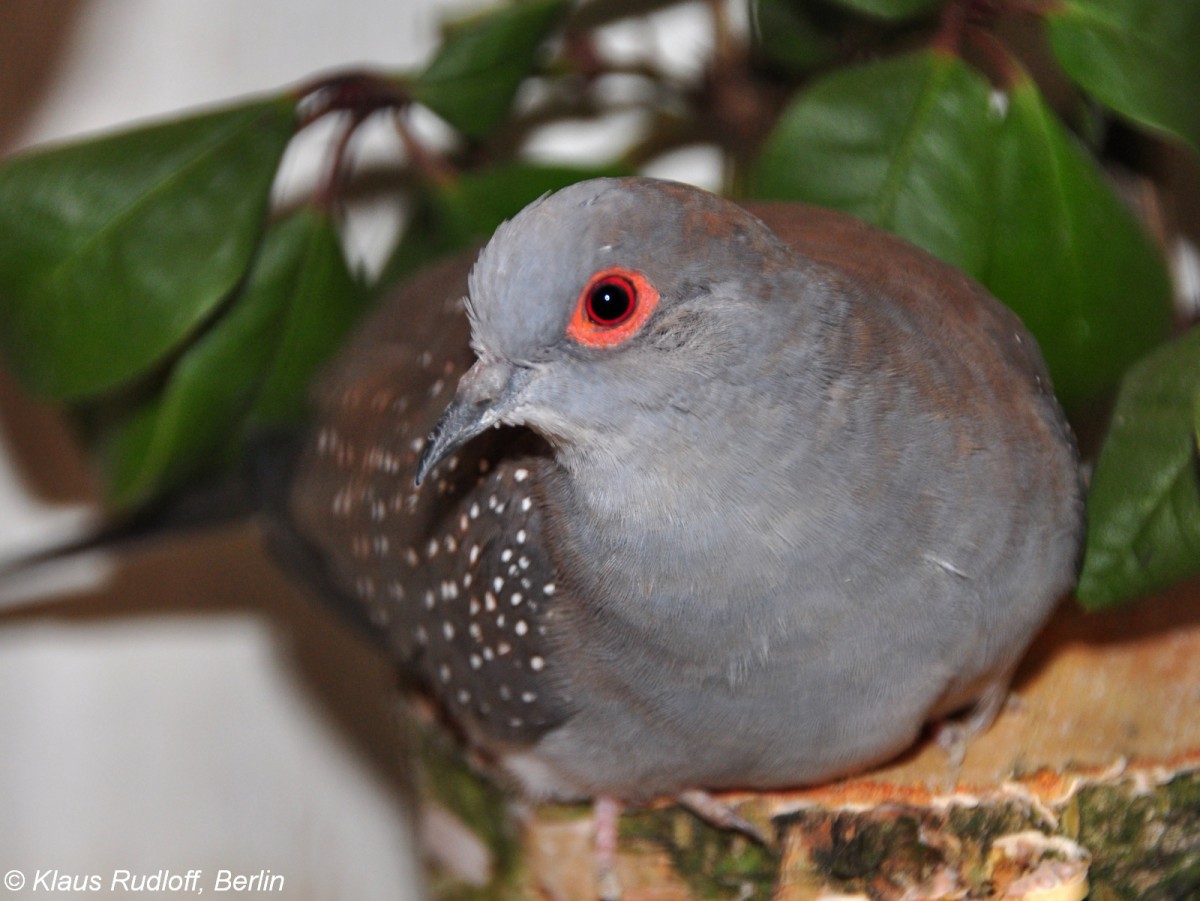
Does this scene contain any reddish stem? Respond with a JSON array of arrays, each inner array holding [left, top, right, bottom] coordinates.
[[393, 111, 458, 188], [290, 70, 457, 208], [312, 110, 367, 212], [965, 24, 1026, 90], [1001, 0, 1065, 16], [293, 71, 410, 130], [561, 31, 604, 82], [932, 0, 970, 56]]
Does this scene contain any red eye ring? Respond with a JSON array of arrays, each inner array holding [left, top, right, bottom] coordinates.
[[568, 268, 659, 348]]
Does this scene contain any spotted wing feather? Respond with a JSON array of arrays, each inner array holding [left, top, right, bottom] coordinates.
[[287, 252, 574, 745]]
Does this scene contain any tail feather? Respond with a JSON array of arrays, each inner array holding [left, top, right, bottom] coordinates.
[[0, 428, 389, 649]]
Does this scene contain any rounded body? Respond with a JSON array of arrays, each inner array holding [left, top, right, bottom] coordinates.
[[287, 179, 1083, 801]]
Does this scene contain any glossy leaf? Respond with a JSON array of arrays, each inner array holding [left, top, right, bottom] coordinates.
[[1076, 327, 1200, 608], [1046, 0, 1200, 153], [99, 215, 304, 509], [827, 0, 943, 20], [0, 98, 296, 400], [753, 50, 997, 274], [247, 208, 370, 426], [981, 77, 1172, 409], [411, 0, 567, 139], [101, 209, 367, 509]]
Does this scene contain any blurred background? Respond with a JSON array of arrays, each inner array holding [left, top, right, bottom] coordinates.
[[0, 2, 730, 899]]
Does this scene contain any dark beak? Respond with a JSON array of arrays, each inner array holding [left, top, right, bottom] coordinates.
[[415, 358, 532, 485]]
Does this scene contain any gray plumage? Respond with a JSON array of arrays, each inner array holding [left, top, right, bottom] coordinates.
[[287, 177, 1083, 801]]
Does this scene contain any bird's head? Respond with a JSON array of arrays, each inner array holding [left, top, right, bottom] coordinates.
[[416, 177, 795, 484]]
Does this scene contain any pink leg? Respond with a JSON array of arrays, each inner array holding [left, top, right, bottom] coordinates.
[[935, 675, 1014, 768], [677, 789, 770, 845], [594, 795, 623, 901]]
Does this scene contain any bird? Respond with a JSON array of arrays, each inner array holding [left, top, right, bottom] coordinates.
[[281, 176, 1083, 871]]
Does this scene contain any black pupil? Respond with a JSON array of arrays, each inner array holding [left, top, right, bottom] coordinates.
[[588, 280, 633, 324]]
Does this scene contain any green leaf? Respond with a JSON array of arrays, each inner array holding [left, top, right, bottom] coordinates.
[[1194, 391, 1200, 449], [0, 98, 296, 400], [752, 50, 998, 274], [982, 77, 1172, 409], [411, 0, 568, 139], [100, 209, 368, 510], [1076, 327, 1200, 608], [247, 208, 370, 426], [377, 199, 463, 296], [751, 0, 841, 76], [98, 215, 299, 510], [827, 0, 944, 21], [1046, 0, 1200, 153]]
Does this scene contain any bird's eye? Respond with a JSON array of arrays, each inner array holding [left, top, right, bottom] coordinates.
[[568, 268, 659, 348], [586, 278, 635, 326]]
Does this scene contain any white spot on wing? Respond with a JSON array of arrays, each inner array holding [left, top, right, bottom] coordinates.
[[924, 553, 971, 579]]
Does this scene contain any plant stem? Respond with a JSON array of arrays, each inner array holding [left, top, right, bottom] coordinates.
[[293, 71, 411, 130], [394, 111, 457, 188]]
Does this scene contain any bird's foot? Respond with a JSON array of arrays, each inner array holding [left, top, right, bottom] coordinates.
[[934, 677, 1015, 769], [590, 789, 769, 899], [676, 789, 771, 846], [593, 795, 623, 901]]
